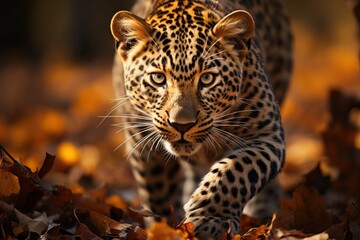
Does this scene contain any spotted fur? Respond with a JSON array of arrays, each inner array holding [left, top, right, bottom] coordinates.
[[110, 0, 291, 238]]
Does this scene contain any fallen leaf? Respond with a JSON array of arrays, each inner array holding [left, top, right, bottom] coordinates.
[[39, 223, 60, 239], [233, 214, 274, 240], [27, 212, 49, 235], [73, 194, 111, 216], [74, 207, 135, 236], [13, 210, 48, 236], [0, 201, 15, 239], [125, 226, 147, 240], [304, 164, 330, 194], [128, 207, 160, 224], [176, 221, 197, 240], [76, 223, 103, 240], [239, 214, 261, 234], [274, 184, 332, 233], [0, 145, 46, 211], [326, 222, 345, 240], [147, 220, 192, 240], [37, 153, 55, 179], [271, 228, 330, 240], [344, 220, 360, 240], [0, 169, 20, 202]]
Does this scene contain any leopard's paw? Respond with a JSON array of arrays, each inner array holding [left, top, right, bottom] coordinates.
[[184, 216, 238, 239]]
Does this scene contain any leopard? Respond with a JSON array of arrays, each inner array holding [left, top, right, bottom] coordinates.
[[110, 0, 292, 238]]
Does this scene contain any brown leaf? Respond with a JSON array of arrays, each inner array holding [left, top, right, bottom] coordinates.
[[74, 207, 135, 237], [274, 184, 332, 233], [176, 221, 197, 240], [125, 226, 147, 240], [128, 206, 160, 223], [235, 214, 274, 240], [0, 169, 20, 203], [37, 153, 55, 179], [0, 201, 15, 239], [326, 222, 345, 240], [0, 145, 46, 211], [73, 194, 111, 216], [344, 220, 360, 240], [304, 164, 330, 194], [146, 220, 196, 240], [13, 210, 48, 236], [39, 223, 60, 239], [271, 228, 330, 239], [239, 214, 261, 234], [76, 223, 103, 240]]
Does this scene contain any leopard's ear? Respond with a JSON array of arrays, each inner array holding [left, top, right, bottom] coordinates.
[[213, 10, 254, 44], [111, 11, 152, 60]]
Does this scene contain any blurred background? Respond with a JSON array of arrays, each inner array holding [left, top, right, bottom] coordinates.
[[0, 0, 359, 199]]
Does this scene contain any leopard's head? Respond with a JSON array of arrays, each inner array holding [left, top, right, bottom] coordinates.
[[111, 1, 254, 157]]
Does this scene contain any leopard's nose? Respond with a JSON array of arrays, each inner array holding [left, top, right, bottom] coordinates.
[[169, 122, 195, 134]]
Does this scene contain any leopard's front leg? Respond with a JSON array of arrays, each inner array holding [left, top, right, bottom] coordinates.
[[184, 139, 285, 239]]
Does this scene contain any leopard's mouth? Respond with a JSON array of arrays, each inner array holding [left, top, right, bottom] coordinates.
[[163, 140, 201, 157], [175, 139, 191, 144]]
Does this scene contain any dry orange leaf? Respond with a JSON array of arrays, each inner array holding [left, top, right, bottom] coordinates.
[[74, 207, 134, 236], [147, 220, 198, 240], [274, 184, 332, 233], [240, 214, 262, 234], [176, 221, 198, 240], [0, 169, 20, 200], [233, 215, 274, 240]]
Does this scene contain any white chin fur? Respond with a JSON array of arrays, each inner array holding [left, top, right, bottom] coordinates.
[[163, 141, 201, 157]]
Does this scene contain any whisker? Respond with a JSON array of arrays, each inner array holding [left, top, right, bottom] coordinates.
[[215, 109, 259, 121], [236, 98, 259, 108], [210, 128, 234, 150], [202, 37, 223, 59], [207, 57, 225, 62], [207, 133, 223, 151], [148, 133, 161, 152], [146, 32, 160, 50], [214, 115, 254, 122], [132, 106, 153, 118], [139, 131, 160, 157], [97, 97, 130, 127], [204, 50, 226, 60], [145, 133, 159, 161], [164, 151, 176, 166], [110, 95, 130, 101], [114, 123, 153, 134], [212, 127, 250, 149], [114, 126, 155, 151], [112, 121, 153, 126], [125, 130, 157, 160], [105, 114, 152, 121], [214, 123, 255, 128], [154, 135, 163, 151]]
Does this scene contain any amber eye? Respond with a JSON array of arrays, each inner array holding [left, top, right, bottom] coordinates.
[[199, 73, 216, 87], [149, 72, 166, 86]]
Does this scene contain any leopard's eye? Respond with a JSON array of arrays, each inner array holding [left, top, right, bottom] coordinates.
[[199, 73, 216, 87], [149, 72, 166, 86]]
